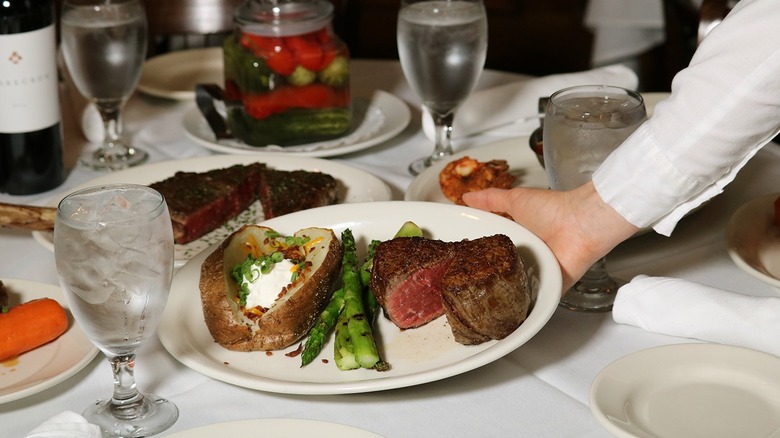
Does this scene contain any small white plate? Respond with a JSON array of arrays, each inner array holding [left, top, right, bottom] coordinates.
[[138, 47, 223, 100], [183, 90, 411, 158], [0, 278, 99, 404], [32, 155, 392, 268], [158, 201, 561, 395], [590, 344, 780, 438], [404, 137, 548, 203], [726, 193, 780, 291], [166, 419, 383, 438]]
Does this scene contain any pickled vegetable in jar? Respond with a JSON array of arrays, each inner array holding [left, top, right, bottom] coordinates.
[[224, 0, 351, 146]]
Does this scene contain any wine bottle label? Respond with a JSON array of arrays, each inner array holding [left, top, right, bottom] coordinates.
[[0, 24, 61, 133]]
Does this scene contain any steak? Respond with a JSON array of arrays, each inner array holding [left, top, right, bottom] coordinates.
[[259, 169, 338, 219], [370, 235, 531, 344], [149, 163, 338, 244], [151, 163, 265, 244]]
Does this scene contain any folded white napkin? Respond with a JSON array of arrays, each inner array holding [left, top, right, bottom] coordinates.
[[613, 275, 780, 357], [422, 63, 639, 140], [26, 411, 101, 438]]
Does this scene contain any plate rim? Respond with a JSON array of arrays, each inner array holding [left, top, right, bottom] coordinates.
[[138, 47, 223, 100], [0, 278, 99, 404], [31, 154, 393, 265], [182, 90, 411, 158], [725, 192, 780, 290], [158, 201, 562, 395], [589, 343, 780, 437]]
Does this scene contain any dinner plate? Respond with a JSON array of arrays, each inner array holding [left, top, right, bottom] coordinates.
[[158, 201, 561, 395], [166, 419, 383, 438], [0, 278, 98, 404], [138, 47, 223, 100], [404, 136, 548, 203], [589, 344, 780, 438], [182, 90, 411, 158], [32, 155, 392, 268], [725, 193, 780, 292]]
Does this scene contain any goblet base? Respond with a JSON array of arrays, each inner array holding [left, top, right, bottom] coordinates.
[[84, 393, 178, 438], [559, 276, 626, 313], [81, 146, 148, 171]]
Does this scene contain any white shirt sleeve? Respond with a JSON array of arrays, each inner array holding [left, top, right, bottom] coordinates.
[[592, 0, 780, 236]]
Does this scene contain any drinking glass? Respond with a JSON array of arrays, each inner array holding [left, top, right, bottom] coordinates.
[[54, 184, 177, 437], [397, 0, 487, 175], [543, 85, 647, 312], [60, 0, 148, 170]]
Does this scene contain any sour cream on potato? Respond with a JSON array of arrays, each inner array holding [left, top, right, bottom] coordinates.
[[240, 259, 296, 309]]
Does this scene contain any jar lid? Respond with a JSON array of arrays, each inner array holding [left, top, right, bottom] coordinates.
[[235, 0, 333, 37]]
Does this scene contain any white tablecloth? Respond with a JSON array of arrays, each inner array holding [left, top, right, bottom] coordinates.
[[2, 60, 779, 437]]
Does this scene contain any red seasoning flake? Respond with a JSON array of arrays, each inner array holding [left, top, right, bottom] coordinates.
[[285, 343, 303, 358], [265, 351, 273, 356], [321, 359, 329, 364]]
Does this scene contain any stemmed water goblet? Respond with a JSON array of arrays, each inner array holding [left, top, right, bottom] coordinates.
[[543, 84, 647, 312], [54, 184, 177, 437], [397, 0, 488, 175], [60, 0, 148, 170]]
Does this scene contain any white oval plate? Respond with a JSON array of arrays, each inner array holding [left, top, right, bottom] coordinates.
[[405, 136, 548, 203], [183, 90, 411, 158], [138, 47, 224, 100], [0, 278, 98, 404], [32, 155, 391, 267], [725, 193, 780, 291], [590, 344, 780, 438], [167, 419, 382, 438], [158, 201, 561, 395]]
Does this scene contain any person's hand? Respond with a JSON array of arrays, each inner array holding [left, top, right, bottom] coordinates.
[[462, 182, 639, 292]]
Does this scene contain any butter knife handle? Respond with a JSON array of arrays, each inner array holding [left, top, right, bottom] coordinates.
[[0, 202, 56, 231]]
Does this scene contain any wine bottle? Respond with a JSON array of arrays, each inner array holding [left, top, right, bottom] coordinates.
[[0, 0, 65, 195]]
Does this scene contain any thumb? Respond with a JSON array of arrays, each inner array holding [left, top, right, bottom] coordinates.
[[462, 188, 511, 214]]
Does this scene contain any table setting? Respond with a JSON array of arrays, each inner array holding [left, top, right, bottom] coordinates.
[[3, 0, 780, 436]]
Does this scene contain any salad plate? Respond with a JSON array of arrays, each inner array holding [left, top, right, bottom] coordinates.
[[182, 90, 411, 158], [138, 47, 223, 100], [726, 193, 780, 292], [32, 155, 392, 268], [158, 201, 561, 395], [590, 344, 780, 438], [0, 278, 98, 404], [166, 419, 382, 438], [405, 136, 548, 203]]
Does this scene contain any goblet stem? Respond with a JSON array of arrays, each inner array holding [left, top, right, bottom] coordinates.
[[559, 257, 625, 312], [409, 110, 455, 175], [107, 354, 145, 420], [84, 103, 147, 171]]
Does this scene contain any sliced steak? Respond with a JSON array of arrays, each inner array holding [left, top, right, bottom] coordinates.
[[150, 163, 265, 244], [370, 234, 531, 344], [440, 235, 530, 345], [370, 237, 452, 329], [259, 169, 338, 219]]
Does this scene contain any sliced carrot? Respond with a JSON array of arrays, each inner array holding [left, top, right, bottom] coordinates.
[[0, 298, 68, 362]]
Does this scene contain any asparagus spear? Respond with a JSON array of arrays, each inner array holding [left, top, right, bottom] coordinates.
[[300, 287, 345, 367], [334, 228, 380, 370]]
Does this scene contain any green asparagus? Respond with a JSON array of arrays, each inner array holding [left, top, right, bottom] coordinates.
[[300, 287, 345, 367], [334, 228, 380, 370]]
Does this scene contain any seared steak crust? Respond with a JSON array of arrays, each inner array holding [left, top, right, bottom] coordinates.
[[371, 234, 531, 344], [149, 163, 338, 244], [151, 163, 265, 244], [259, 169, 338, 219], [440, 235, 530, 345]]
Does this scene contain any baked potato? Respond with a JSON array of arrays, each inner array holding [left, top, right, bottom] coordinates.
[[199, 225, 343, 351]]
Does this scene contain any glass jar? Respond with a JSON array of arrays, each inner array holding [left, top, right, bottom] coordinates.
[[223, 0, 351, 146]]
